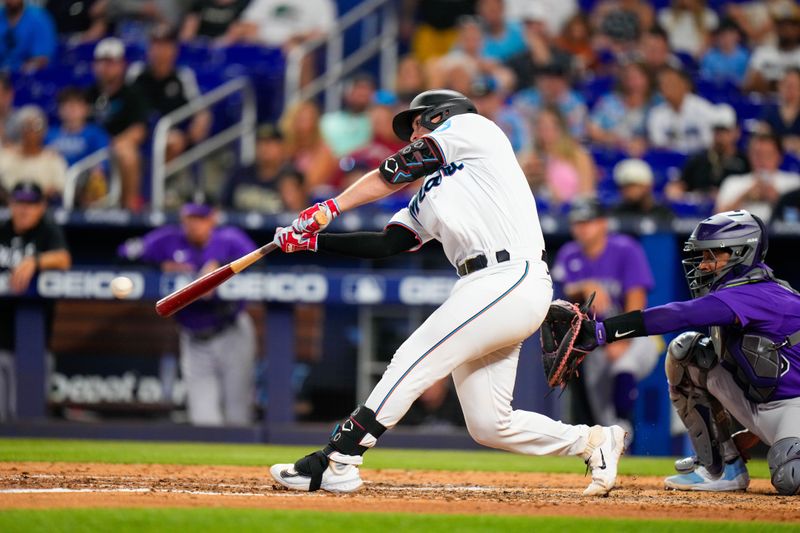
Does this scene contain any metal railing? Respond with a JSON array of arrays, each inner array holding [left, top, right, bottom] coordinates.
[[150, 76, 257, 211], [62, 147, 121, 210], [284, 0, 398, 112]]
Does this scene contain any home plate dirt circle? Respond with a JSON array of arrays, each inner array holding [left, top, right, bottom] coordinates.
[[0, 462, 798, 523]]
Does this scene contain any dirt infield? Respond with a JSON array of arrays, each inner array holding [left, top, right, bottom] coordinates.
[[0, 462, 798, 522]]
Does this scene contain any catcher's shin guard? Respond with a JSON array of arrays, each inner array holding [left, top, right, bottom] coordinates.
[[292, 405, 387, 491], [665, 332, 734, 476]]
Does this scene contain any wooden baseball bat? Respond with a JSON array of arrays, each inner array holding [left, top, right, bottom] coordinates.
[[155, 211, 327, 317]]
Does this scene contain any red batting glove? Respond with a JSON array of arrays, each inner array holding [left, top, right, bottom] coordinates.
[[274, 227, 318, 253], [292, 198, 340, 234]]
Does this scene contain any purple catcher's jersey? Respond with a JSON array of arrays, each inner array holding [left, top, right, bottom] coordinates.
[[119, 225, 256, 331], [709, 279, 800, 401], [552, 233, 654, 318]]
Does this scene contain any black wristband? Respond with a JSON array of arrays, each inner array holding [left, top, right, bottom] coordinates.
[[602, 310, 646, 343]]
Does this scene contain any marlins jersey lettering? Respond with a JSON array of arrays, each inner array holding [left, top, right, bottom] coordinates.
[[388, 113, 545, 268]]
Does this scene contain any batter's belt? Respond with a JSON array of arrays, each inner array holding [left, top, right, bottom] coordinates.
[[457, 248, 547, 277]]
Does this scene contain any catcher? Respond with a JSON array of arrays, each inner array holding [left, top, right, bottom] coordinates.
[[542, 210, 800, 494]]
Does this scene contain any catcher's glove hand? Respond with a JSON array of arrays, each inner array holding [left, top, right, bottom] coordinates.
[[541, 293, 599, 388]]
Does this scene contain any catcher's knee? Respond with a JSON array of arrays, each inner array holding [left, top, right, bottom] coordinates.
[[768, 437, 800, 495], [665, 331, 717, 387]]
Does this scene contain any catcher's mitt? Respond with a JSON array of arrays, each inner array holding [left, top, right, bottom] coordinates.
[[541, 293, 598, 388]]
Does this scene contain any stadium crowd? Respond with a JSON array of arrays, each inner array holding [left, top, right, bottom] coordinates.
[[0, 0, 797, 222]]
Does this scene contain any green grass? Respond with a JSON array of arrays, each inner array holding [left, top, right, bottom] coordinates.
[[0, 437, 770, 479], [0, 509, 794, 533]]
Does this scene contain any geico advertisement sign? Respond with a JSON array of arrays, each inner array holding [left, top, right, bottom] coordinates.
[[38, 271, 145, 299], [398, 276, 455, 305], [217, 272, 328, 302]]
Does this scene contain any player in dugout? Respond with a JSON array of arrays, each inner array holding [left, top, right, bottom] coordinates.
[[118, 193, 257, 427], [268, 89, 627, 497], [542, 210, 800, 495]]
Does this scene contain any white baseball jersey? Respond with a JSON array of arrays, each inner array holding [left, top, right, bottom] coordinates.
[[388, 113, 546, 268]]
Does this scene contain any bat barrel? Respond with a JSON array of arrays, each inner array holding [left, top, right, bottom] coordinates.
[[155, 265, 236, 317]]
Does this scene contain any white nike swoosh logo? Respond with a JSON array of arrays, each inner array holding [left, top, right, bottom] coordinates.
[[615, 330, 635, 338]]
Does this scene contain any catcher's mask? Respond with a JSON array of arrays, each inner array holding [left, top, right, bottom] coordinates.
[[392, 89, 477, 141], [682, 210, 768, 298]]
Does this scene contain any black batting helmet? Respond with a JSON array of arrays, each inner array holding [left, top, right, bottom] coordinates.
[[392, 89, 477, 141]]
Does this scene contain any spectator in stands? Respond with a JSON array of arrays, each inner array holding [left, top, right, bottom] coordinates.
[[428, 16, 514, 95], [279, 99, 337, 195], [0, 74, 15, 145], [716, 133, 800, 220], [224, 0, 335, 87], [105, 1, 184, 42], [0, 181, 71, 421], [180, 0, 251, 41], [638, 26, 682, 76], [320, 73, 375, 158], [221, 124, 294, 213], [744, 12, 800, 94], [726, 0, 798, 47], [118, 194, 257, 426], [760, 68, 800, 157], [395, 56, 428, 106], [552, 197, 660, 438], [128, 25, 211, 162], [0, 106, 67, 203], [699, 18, 750, 86], [0, 0, 56, 73], [46, 88, 110, 206], [475, 0, 525, 62], [647, 65, 716, 153], [610, 158, 674, 220], [772, 187, 800, 223], [504, 3, 573, 92], [87, 38, 147, 211], [669, 103, 750, 201], [400, 0, 476, 64], [523, 105, 596, 204], [275, 168, 307, 212], [345, 90, 406, 173], [513, 62, 587, 139], [592, 0, 654, 59], [556, 14, 597, 76], [657, 0, 718, 58], [45, 0, 107, 42], [588, 61, 653, 156], [471, 76, 530, 154]]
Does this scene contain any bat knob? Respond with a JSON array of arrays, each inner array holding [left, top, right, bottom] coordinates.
[[313, 210, 328, 226]]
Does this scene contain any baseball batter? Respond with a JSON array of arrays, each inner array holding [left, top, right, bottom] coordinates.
[[269, 90, 626, 496], [545, 210, 800, 495]]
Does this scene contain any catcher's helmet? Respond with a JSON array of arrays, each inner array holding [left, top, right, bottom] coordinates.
[[682, 210, 768, 297], [392, 89, 477, 141]]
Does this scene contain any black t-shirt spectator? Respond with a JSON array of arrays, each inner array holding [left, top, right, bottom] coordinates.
[[680, 149, 751, 192], [86, 84, 147, 136], [417, 0, 475, 30], [760, 105, 800, 139], [128, 63, 201, 117], [221, 163, 293, 213], [190, 0, 251, 38], [45, 0, 101, 35], [771, 188, 800, 223], [504, 49, 573, 91], [0, 214, 68, 350]]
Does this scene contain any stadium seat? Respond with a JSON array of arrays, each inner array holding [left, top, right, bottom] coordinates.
[[643, 150, 688, 192]]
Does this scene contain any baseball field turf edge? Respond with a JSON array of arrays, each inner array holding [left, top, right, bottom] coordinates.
[[0, 438, 771, 479], [0, 509, 795, 533]]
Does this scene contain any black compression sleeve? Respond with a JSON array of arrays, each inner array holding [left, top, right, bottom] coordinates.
[[316, 224, 420, 259]]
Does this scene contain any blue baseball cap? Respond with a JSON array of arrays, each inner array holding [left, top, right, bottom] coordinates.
[[11, 181, 44, 203]]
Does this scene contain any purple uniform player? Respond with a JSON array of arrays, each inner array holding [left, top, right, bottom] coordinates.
[[585, 210, 800, 495], [552, 199, 661, 437], [119, 197, 257, 426]]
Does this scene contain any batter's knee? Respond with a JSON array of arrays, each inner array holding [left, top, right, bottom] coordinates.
[[464, 413, 513, 449], [768, 437, 800, 495]]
